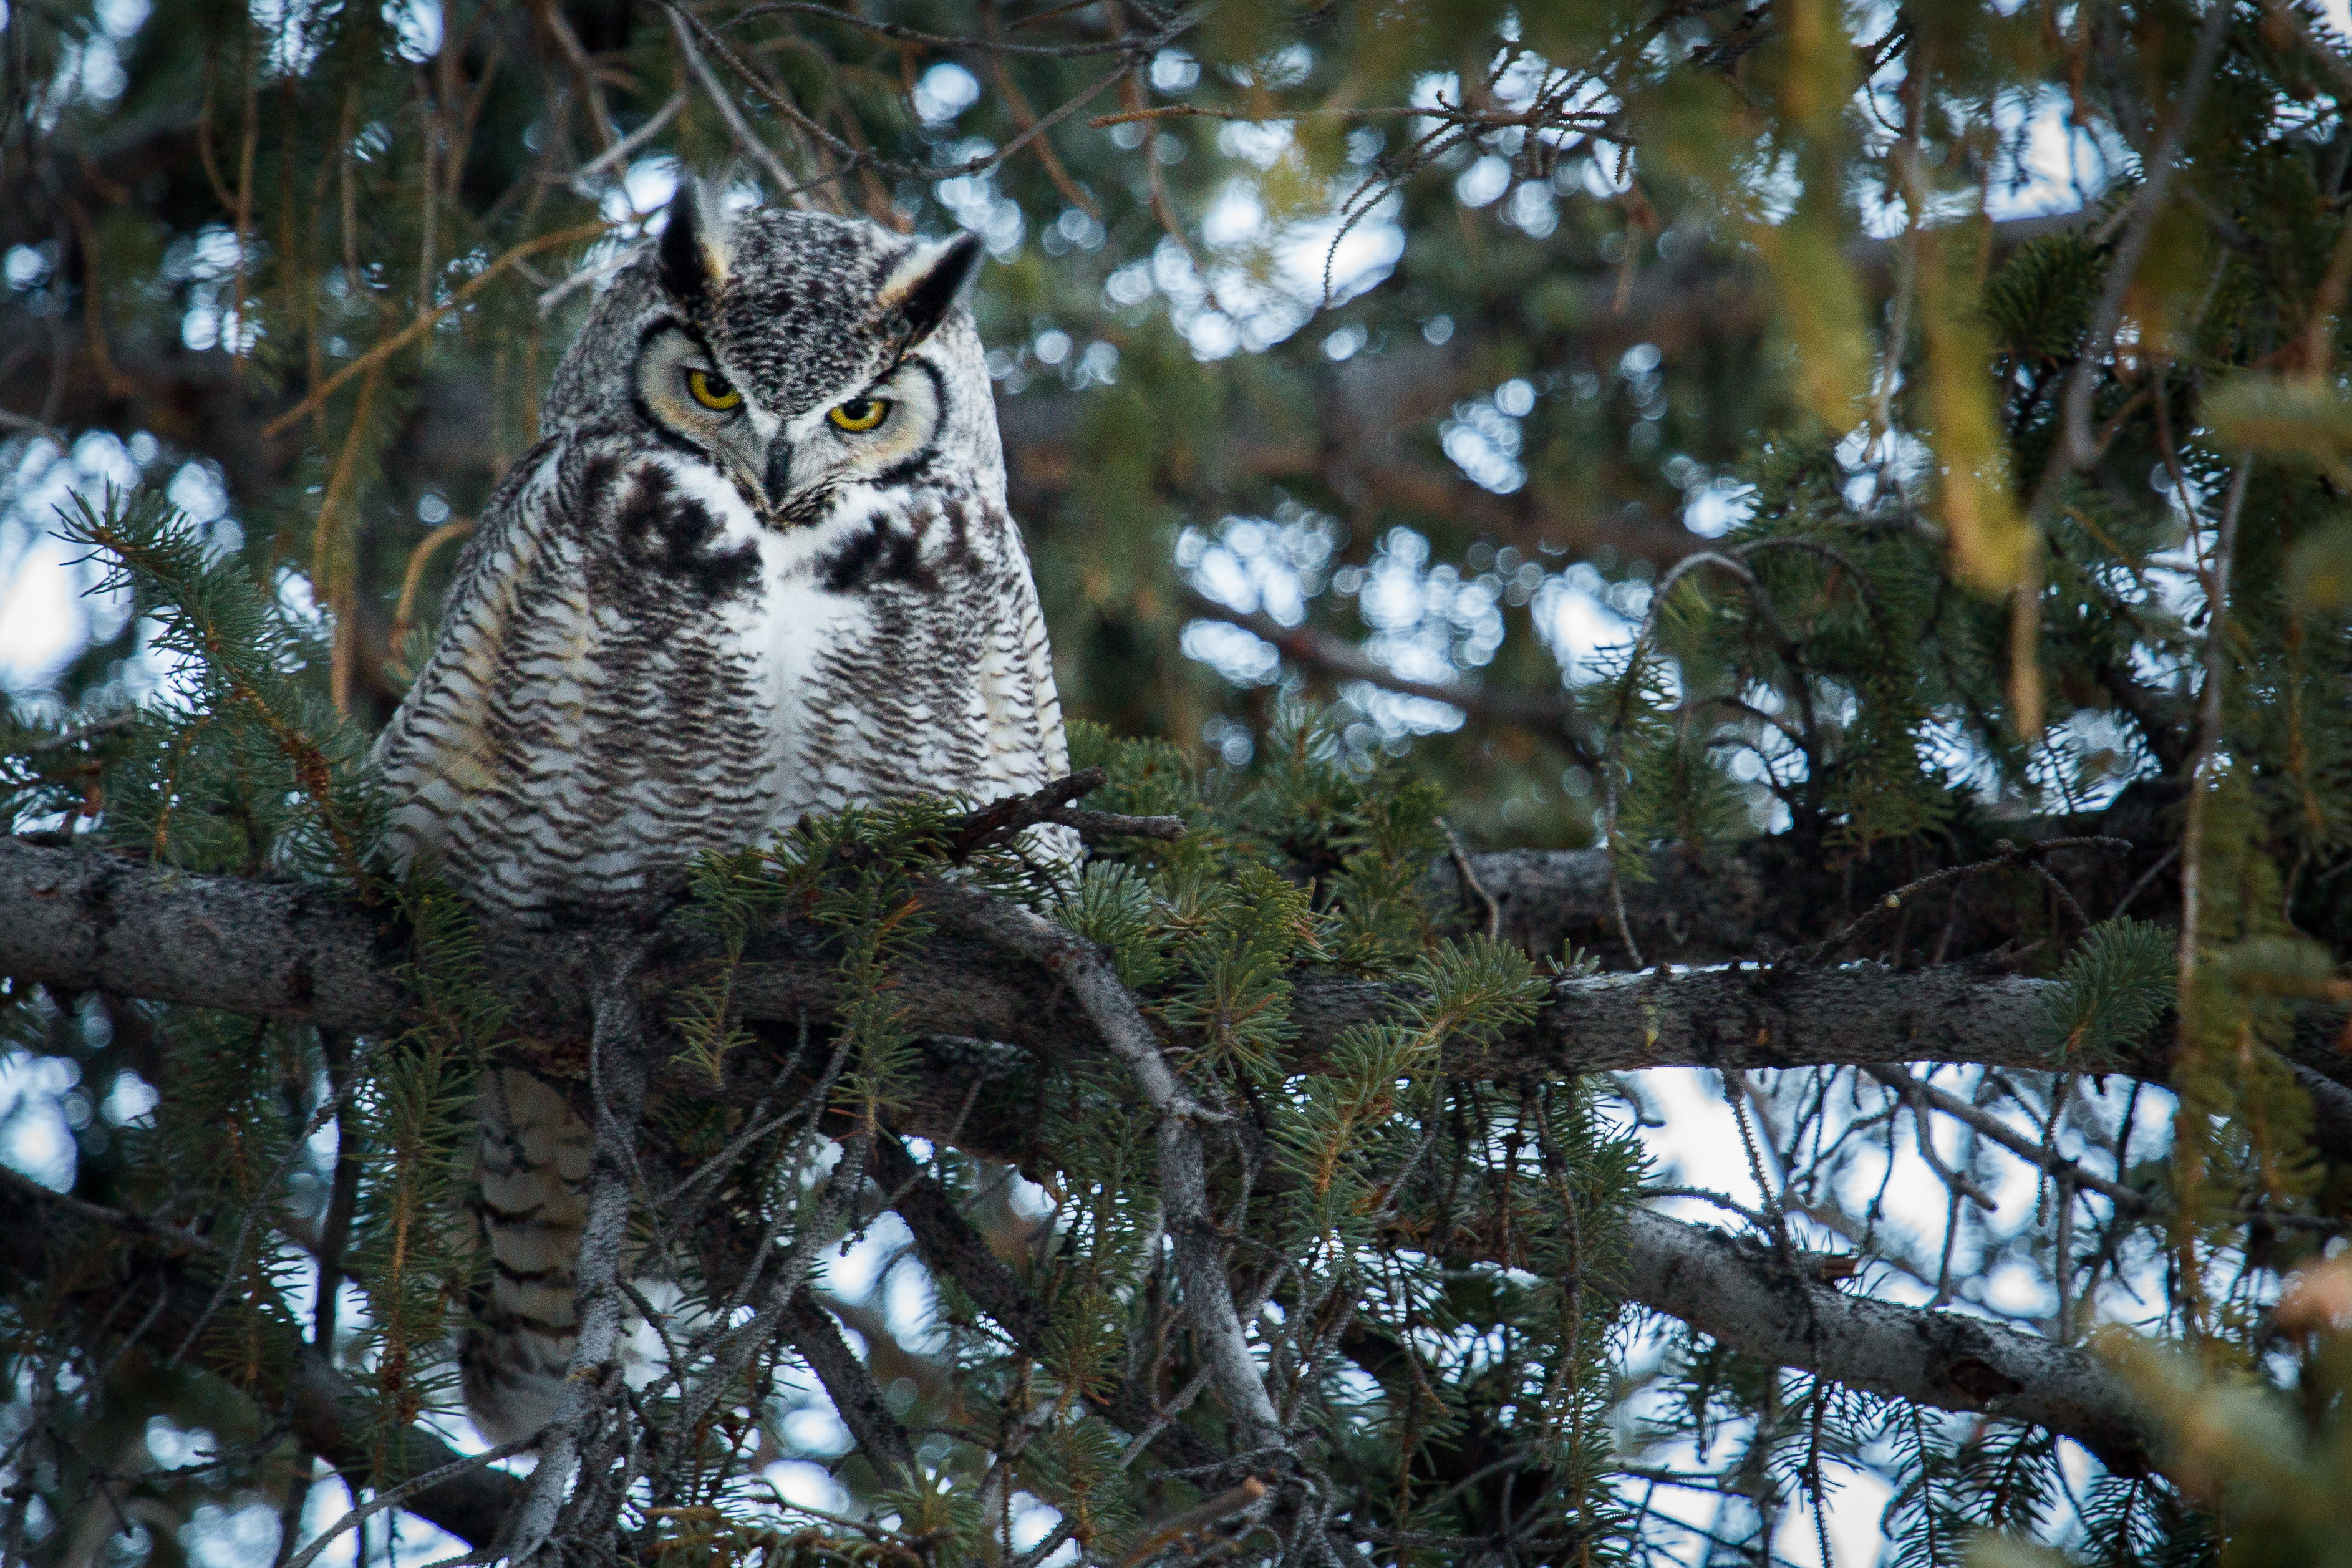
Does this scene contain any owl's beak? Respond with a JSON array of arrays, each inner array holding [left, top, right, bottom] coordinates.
[[762, 439, 795, 508]]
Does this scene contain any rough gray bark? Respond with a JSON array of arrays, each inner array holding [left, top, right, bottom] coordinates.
[[0, 836, 2149, 1080], [1620, 1209, 2154, 1476], [1418, 803, 2184, 970], [21, 831, 2352, 1149], [781, 1293, 919, 1485]]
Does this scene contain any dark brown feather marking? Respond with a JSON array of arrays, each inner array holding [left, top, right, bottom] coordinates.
[[613, 465, 760, 603]]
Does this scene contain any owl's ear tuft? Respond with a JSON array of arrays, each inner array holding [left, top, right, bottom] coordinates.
[[878, 231, 984, 347], [658, 182, 730, 309]]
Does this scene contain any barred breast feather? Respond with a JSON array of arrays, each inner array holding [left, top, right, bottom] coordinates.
[[376, 440, 1067, 921]]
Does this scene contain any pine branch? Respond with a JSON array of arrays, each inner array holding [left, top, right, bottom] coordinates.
[[937, 766, 1185, 861], [13, 834, 2336, 1128], [781, 1294, 919, 1485], [0, 1175, 518, 1546], [913, 884, 1293, 1479], [870, 1132, 1227, 1473], [1620, 1209, 2154, 1476], [1181, 591, 1601, 764]]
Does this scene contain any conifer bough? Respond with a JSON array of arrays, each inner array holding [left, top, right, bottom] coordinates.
[[0, 820, 2196, 1512], [17, 0, 2352, 1557], [0, 833, 2224, 1094]]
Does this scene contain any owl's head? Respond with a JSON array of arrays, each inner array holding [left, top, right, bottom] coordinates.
[[546, 188, 999, 526]]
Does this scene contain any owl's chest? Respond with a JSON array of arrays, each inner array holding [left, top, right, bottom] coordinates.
[[558, 453, 985, 664], [380, 455, 1052, 917], [722, 502, 1025, 799]]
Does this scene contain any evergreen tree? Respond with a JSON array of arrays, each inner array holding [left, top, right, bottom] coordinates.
[[8, 0, 2352, 1563]]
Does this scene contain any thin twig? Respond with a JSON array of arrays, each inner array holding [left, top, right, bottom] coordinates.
[[730, 0, 1192, 58], [1803, 837, 2134, 965], [568, 92, 686, 194], [537, 242, 647, 317], [664, 6, 803, 205], [21, 713, 139, 752], [387, 518, 475, 661], [2179, 459, 2252, 1003], [1861, 1065, 2147, 1212], [1440, 820, 1501, 941], [168, 1038, 384, 1365], [283, 1441, 535, 1568], [524, 0, 616, 150], [264, 222, 613, 437], [1054, 806, 1187, 841], [982, 0, 1099, 217], [2043, 0, 2232, 482], [1607, 851, 1645, 971], [944, 765, 1106, 860], [916, 885, 1292, 1481], [2110, 843, 2181, 919], [1185, 591, 1597, 762], [1112, 1478, 1271, 1567]]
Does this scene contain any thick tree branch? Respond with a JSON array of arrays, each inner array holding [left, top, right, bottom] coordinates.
[[0, 832, 2274, 1100], [1418, 791, 2185, 964], [34, 831, 2352, 1171], [1621, 1209, 2153, 1476], [0, 836, 2161, 1094]]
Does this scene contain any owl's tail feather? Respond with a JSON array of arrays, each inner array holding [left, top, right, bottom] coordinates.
[[462, 1068, 596, 1444]]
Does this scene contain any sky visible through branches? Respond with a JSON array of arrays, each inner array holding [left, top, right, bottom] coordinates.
[[0, 151, 2131, 1567], [12, 0, 2352, 1562]]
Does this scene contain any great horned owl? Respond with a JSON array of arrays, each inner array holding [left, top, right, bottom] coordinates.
[[372, 190, 1070, 1441]]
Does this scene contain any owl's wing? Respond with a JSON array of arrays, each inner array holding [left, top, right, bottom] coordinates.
[[982, 512, 1070, 788], [371, 436, 581, 887]]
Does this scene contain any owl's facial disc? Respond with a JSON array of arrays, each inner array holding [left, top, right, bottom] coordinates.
[[638, 196, 980, 525]]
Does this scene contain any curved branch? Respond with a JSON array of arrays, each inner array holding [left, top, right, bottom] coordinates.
[[1622, 1209, 2154, 1476], [1181, 592, 1600, 763], [914, 884, 1289, 1464]]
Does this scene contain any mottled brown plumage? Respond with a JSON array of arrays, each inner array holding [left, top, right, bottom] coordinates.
[[373, 191, 1069, 1440]]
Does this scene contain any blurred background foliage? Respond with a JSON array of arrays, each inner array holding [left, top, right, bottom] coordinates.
[[0, 0, 2075, 841], [18, 0, 2352, 1561]]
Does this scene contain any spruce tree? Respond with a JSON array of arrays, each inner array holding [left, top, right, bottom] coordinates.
[[7, 1, 2352, 1564]]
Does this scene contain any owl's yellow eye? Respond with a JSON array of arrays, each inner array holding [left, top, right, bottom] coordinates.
[[828, 397, 891, 433], [685, 368, 742, 412]]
